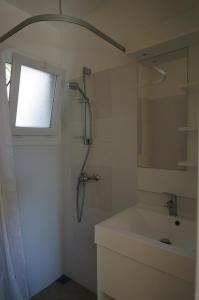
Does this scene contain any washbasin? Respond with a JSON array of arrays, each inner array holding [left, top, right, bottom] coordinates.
[[95, 204, 196, 283]]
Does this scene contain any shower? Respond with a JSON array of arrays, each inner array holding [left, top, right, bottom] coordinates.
[[68, 67, 100, 223]]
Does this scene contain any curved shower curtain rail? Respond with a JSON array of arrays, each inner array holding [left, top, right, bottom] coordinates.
[[0, 14, 126, 52]]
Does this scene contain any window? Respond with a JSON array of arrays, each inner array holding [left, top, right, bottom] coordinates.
[[15, 65, 56, 128], [9, 54, 60, 136]]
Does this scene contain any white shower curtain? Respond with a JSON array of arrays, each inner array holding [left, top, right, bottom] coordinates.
[[0, 56, 30, 300]]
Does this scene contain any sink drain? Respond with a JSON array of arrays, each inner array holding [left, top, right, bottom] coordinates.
[[159, 238, 172, 245]]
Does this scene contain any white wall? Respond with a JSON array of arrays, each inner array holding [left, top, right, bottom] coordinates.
[[14, 145, 63, 296], [62, 62, 138, 292]]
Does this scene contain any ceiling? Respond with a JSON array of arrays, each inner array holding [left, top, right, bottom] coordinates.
[[4, 0, 198, 19], [4, 0, 111, 18]]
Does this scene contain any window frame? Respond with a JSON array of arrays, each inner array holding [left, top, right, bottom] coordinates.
[[9, 53, 61, 136], [5, 62, 12, 98]]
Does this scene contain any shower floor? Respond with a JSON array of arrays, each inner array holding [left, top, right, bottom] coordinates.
[[31, 280, 97, 300]]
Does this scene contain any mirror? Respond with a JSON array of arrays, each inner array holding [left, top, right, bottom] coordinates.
[[138, 49, 189, 170]]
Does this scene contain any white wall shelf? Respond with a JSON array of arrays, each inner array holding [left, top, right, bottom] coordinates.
[[178, 160, 197, 167], [179, 82, 199, 92], [139, 94, 185, 101], [178, 127, 198, 132]]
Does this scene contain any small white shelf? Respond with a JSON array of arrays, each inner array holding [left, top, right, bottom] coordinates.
[[179, 82, 199, 92], [139, 94, 185, 101], [178, 127, 198, 132], [178, 160, 197, 167]]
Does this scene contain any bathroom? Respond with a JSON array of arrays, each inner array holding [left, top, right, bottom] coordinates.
[[0, 1, 199, 300]]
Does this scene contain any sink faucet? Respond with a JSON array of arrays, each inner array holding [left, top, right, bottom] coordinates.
[[164, 193, 178, 216]]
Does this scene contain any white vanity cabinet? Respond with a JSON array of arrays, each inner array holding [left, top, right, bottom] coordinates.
[[95, 206, 195, 300]]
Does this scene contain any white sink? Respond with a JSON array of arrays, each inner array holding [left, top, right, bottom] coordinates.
[[95, 204, 196, 300]]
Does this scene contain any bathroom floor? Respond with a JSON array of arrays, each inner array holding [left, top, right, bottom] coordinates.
[[31, 280, 97, 300]]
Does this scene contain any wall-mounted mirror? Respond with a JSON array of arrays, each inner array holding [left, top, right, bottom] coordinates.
[[137, 49, 189, 171]]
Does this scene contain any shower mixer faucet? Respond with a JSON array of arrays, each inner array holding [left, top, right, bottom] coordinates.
[[79, 172, 100, 183]]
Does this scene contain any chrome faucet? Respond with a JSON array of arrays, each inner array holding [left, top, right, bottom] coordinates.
[[164, 193, 178, 216]]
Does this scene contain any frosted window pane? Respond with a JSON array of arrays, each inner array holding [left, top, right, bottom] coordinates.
[[15, 65, 56, 128]]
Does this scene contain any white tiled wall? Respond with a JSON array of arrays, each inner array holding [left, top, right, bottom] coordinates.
[[62, 62, 138, 292]]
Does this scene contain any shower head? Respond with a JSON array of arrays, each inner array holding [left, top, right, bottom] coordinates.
[[68, 81, 89, 101]]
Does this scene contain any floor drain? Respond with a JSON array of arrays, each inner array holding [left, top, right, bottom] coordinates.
[[159, 238, 172, 245]]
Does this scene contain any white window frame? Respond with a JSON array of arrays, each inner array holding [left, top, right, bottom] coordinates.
[[9, 53, 61, 136]]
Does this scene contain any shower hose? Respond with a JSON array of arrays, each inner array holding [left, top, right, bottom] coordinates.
[[76, 100, 92, 223]]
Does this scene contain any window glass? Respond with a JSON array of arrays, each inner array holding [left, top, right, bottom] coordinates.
[[5, 63, 12, 98], [15, 65, 56, 128]]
